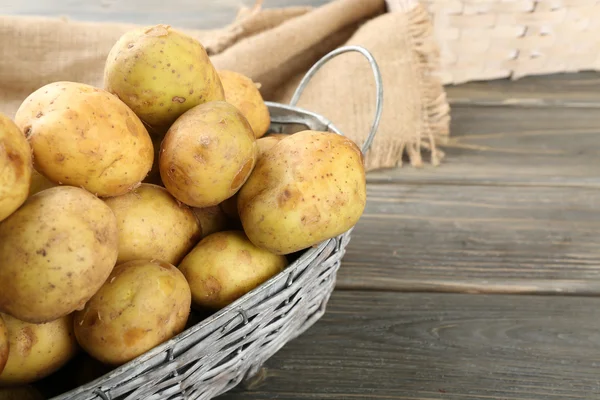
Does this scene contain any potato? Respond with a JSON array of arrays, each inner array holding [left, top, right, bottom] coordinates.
[[104, 24, 225, 129], [218, 134, 287, 221], [218, 70, 270, 138], [0, 386, 44, 400], [74, 260, 191, 365], [159, 101, 257, 207], [104, 183, 202, 265], [0, 186, 119, 323], [192, 206, 228, 238], [0, 313, 77, 386], [0, 113, 32, 222], [0, 316, 7, 376], [238, 130, 366, 255], [28, 170, 55, 197], [14, 81, 154, 197], [178, 231, 287, 310]]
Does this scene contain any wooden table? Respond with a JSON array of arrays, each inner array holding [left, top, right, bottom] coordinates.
[[7, 1, 600, 399]]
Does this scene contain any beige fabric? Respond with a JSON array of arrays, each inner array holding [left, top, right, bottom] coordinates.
[[0, 0, 450, 170]]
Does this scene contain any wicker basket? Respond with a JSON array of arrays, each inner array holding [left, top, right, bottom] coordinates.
[[48, 45, 383, 400], [423, 0, 600, 84]]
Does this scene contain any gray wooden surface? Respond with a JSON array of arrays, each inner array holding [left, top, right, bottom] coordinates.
[[4, 1, 600, 399]]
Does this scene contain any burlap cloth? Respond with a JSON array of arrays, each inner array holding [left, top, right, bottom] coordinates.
[[0, 0, 450, 170]]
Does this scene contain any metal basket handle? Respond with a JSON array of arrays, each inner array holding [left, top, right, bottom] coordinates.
[[289, 45, 383, 155]]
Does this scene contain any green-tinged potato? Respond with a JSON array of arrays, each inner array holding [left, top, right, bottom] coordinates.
[[218, 134, 287, 221], [0, 385, 44, 400], [0, 186, 119, 323], [74, 260, 191, 365], [0, 316, 7, 376], [28, 170, 56, 197], [159, 101, 257, 207], [104, 24, 225, 129], [192, 206, 228, 238], [104, 183, 202, 265], [0, 113, 32, 222], [14, 81, 154, 197], [178, 231, 287, 310], [0, 313, 77, 386], [218, 70, 270, 138], [238, 130, 366, 255]]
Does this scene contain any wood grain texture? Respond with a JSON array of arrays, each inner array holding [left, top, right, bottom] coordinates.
[[220, 291, 600, 399], [368, 104, 600, 187], [336, 183, 600, 294], [2, 0, 329, 29], [446, 72, 600, 107]]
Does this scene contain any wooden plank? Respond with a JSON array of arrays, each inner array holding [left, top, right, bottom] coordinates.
[[220, 291, 600, 399], [2, 0, 328, 29], [446, 72, 600, 107], [367, 105, 600, 187], [335, 182, 600, 294]]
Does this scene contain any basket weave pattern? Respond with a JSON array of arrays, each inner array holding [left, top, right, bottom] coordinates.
[[55, 235, 344, 400], [424, 0, 600, 84]]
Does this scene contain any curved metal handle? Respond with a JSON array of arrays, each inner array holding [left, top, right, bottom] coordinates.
[[289, 45, 383, 155]]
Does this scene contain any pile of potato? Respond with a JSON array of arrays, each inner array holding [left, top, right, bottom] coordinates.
[[0, 24, 366, 390]]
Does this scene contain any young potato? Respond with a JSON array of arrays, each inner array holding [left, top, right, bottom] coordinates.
[[104, 24, 225, 129], [0, 186, 119, 323], [74, 260, 191, 365], [191, 205, 229, 238], [0, 313, 78, 386], [178, 231, 287, 310], [159, 101, 257, 207], [218, 70, 270, 138], [0, 316, 7, 376], [0, 113, 32, 222], [104, 183, 202, 265], [14, 81, 154, 197], [238, 130, 366, 255], [218, 134, 287, 221]]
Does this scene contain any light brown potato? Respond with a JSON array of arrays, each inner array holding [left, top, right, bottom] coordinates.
[[0, 186, 119, 323], [218, 134, 287, 221], [74, 260, 191, 365], [104, 24, 225, 129], [27, 170, 56, 197], [0, 385, 44, 400], [218, 70, 270, 138], [0, 113, 32, 222], [159, 101, 257, 207], [0, 313, 78, 386], [14, 81, 154, 197], [238, 130, 366, 255], [191, 206, 229, 238], [178, 231, 287, 310], [104, 183, 202, 265], [0, 316, 7, 376]]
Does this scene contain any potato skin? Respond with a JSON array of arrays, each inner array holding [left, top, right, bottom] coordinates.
[[159, 101, 258, 207], [0, 186, 119, 323], [0, 313, 78, 386], [73, 260, 191, 366], [104, 24, 225, 129], [104, 183, 202, 265], [0, 113, 32, 222], [14, 81, 154, 197], [178, 231, 287, 310], [238, 130, 366, 255], [218, 70, 270, 138], [0, 316, 7, 376]]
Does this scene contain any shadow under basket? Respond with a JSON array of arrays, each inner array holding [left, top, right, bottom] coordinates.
[[47, 45, 383, 400]]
